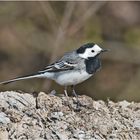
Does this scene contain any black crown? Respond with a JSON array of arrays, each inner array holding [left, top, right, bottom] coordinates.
[[77, 43, 95, 54]]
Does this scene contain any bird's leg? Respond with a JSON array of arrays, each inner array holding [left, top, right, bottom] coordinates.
[[71, 85, 78, 98], [64, 86, 72, 108], [71, 85, 80, 108], [64, 86, 68, 97]]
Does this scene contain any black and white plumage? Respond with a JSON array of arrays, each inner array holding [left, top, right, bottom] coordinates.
[[0, 43, 108, 96]]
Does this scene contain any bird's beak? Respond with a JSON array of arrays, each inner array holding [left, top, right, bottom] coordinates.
[[101, 49, 110, 52]]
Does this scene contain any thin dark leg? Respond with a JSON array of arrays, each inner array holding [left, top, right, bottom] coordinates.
[[64, 86, 72, 108], [71, 85, 78, 98], [71, 85, 80, 109]]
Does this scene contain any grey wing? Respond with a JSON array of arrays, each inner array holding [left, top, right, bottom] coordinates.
[[38, 52, 79, 73]]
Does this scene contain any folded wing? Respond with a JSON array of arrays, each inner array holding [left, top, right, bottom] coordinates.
[[38, 60, 76, 73]]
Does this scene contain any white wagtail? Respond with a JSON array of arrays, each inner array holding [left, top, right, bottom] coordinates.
[[0, 43, 108, 97]]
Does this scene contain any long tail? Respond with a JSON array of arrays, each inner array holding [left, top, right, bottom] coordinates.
[[0, 73, 44, 85]]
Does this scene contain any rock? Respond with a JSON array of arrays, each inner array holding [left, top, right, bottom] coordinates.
[[0, 91, 139, 139], [50, 112, 63, 120], [118, 100, 131, 108], [0, 130, 8, 140], [0, 112, 10, 124], [133, 120, 140, 129]]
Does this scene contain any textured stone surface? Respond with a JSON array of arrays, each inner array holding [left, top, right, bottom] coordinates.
[[0, 91, 139, 140]]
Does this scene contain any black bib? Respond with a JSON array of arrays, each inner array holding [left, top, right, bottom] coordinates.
[[85, 57, 101, 74]]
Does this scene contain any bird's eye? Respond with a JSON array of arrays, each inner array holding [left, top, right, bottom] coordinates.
[[91, 50, 95, 53]]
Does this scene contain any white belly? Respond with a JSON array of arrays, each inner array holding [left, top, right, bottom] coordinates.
[[55, 70, 92, 86]]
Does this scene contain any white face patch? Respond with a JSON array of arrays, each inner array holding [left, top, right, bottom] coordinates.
[[79, 44, 102, 59]]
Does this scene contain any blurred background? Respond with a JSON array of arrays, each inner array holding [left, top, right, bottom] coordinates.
[[0, 1, 140, 101]]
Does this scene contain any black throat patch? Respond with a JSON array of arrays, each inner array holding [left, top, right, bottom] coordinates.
[[85, 56, 101, 74]]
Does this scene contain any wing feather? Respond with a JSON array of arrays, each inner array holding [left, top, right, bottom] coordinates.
[[38, 51, 81, 73], [38, 61, 75, 73]]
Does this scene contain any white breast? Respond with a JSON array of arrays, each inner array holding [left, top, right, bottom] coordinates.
[[55, 70, 92, 86]]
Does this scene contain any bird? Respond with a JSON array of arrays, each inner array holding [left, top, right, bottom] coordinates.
[[0, 43, 108, 98]]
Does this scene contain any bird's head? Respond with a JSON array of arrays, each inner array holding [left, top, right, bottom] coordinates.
[[76, 43, 108, 59]]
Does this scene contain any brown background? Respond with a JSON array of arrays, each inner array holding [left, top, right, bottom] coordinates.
[[0, 1, 140, 101]]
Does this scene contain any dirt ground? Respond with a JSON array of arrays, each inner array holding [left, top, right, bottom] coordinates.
[[0, 91, 140, 140]]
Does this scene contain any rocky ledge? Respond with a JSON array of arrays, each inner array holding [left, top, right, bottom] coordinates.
[[0, 91, 140, 140]]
